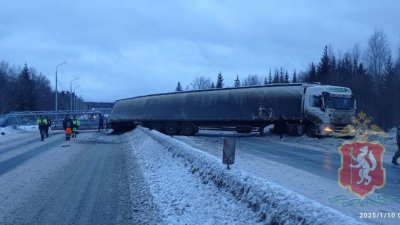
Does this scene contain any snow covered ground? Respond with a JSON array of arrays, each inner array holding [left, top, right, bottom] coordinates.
[[126, 129, 265, 225], [0, 125, 39, 145], [128, 127, 363, 225]]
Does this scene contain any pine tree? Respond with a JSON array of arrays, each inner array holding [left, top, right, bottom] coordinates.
[[216, 71, 224, 88], [268, 69, 272, 84], [175, 82, 183, 91], [263, 77, 268, 85], [234, 75, 240, 87], [211, 82, 215, 89], [279, 67, 284, 83], [306, 63, 317, 82], [292, 70, 298, 83], [285, 71, 289, 83], [272, 69, 279, 83], [317, 45, 331, 84], [15, 63, 35, 111]]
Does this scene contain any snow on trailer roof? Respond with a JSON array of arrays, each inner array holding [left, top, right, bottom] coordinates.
[[115, 83, 320, 102], [307, 85, 353, 95]]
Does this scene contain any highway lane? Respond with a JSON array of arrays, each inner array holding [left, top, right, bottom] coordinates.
[[237, 137, 400, 199], [0, 132, 161, 225], [0, 133, 65, 176]]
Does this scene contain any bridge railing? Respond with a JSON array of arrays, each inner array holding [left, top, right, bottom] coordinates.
[[1, 109, 112, 130]]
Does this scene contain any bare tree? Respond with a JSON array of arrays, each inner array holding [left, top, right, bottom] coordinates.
[[352, 43, 361, 64], [364, 29, 391, 85], [190, 76, 212, 90], [242, 74, 262, 86]]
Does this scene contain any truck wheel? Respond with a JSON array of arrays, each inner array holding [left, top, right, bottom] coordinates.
[[258, 126, 265, 136], [306, 125, 316, 137], [147, 122, 163, 132], [164, 122, 179, 135], [180, 122, 197, 136]]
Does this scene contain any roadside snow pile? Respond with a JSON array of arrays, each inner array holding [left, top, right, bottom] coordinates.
[[0, 125, 38, 134], [0, 125, 39, 145], [140, 127, 364, 225], [0, 125, 31, 136]]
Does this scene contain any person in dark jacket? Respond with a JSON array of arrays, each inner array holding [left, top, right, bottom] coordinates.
[[63, 115, 73, 141], [37, 115, 48, 141], [275, 115, 286, 141], [98, 114, 104, 132], [392, 126, 400, 165]]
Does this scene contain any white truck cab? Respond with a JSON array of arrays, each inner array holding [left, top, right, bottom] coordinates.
[[303, 85, 356, 136]]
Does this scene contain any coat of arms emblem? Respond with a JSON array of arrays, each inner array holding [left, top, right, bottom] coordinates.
[[337, 112, 386, 198], [338, 141, 385, 198]]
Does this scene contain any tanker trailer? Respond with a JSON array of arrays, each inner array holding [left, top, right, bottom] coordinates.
[[108, 83, 356, 136]]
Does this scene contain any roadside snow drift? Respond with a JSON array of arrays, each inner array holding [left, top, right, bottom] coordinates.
[[137, 127, 364, 225]]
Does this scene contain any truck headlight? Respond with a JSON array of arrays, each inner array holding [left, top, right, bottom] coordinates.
[[324, 126, 333, 132]]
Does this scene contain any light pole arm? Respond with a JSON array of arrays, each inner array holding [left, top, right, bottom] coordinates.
[[55, 62, 67, 112]]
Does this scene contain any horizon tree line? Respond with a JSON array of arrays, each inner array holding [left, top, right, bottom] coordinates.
[[0, 62, 87, 114]]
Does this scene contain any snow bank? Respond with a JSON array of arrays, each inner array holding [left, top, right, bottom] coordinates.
[[139, 127, 364, 225]]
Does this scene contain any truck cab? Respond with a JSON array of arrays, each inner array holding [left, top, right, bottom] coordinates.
[[303, 85, 356, 136]]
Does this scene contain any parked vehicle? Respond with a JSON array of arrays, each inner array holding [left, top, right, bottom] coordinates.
[[108, 83, 356, 136]]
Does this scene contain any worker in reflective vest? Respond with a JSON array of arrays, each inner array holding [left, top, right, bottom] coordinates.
[[72, 115, 80, 138], [37, 115, 48, 141]]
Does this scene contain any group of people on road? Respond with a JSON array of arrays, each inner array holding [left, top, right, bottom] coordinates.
[[36, 115, 52, 141], [37, 113, 108, 141], [37, 114, 81, 141]]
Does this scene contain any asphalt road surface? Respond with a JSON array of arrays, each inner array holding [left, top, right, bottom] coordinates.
[[0, 131, 160, 225], [241, 137, 399, 197]]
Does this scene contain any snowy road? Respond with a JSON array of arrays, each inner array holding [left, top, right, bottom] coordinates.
[[0, 130, 156, 225]]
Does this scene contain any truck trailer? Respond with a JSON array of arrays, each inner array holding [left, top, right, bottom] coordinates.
[[108, 83, 356, 136]]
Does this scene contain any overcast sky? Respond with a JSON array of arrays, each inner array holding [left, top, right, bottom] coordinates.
[[1, 0, 399, 102]]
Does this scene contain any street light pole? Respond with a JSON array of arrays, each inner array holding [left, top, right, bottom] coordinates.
[[73, 86, 80, 110], [70, 77, 79, 111], [55, 62, 67, 112]]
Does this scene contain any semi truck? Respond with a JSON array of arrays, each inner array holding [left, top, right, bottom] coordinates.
[[108, 83, 356, 136]]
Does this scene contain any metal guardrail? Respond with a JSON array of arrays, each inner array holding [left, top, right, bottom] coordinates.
[[1, 109, 112, 130]]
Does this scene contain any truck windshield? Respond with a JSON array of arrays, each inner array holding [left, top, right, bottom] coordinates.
[[324, 96, 355, 110]]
